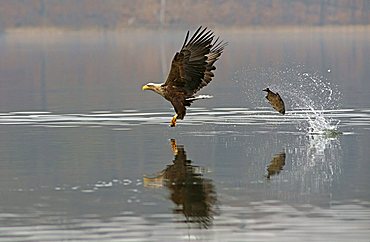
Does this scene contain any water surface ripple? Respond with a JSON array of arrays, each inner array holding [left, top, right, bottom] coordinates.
[[0, 108, 369, 132], [0, 201, 369, 241]]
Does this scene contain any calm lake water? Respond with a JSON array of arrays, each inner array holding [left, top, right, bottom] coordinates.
[[0, 27, 370, 241]]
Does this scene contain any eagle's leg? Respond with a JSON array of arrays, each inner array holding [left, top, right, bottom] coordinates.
[[170, 114, 178, 127], [170, 139, 178, 155]]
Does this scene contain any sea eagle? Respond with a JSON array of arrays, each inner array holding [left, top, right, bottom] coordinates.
[[263, 88, 286, 115], [142, 26, 227, 127]]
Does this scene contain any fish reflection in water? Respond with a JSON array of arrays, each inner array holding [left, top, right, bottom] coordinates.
[[266, 151, 286, 179], [144, 139, 217, 228]]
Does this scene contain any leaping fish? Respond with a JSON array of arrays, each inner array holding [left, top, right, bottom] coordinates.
[[263, 88, 286, 115]]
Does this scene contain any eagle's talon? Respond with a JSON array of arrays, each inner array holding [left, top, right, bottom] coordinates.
[[170, 115, 177, 127]]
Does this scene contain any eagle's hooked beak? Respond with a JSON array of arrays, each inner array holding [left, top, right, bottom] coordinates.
[[142, 84, 150, 91]]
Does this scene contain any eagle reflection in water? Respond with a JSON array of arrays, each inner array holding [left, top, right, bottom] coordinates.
[[144, 139, 217, 228], [266, 151, 286, 179]]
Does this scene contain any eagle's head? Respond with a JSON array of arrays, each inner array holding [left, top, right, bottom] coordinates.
[[142, 83, 165, 97]]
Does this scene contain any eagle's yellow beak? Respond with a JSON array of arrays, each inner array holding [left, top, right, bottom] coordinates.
[[142, 85, 150, 91]]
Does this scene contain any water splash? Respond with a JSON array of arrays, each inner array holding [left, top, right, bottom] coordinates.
[[235, 64, 342, 135], [285, 71, 341, 135]]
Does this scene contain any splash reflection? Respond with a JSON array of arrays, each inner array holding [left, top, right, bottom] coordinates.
[[289, 134, 342, 196], [144, 139, 217, 228]]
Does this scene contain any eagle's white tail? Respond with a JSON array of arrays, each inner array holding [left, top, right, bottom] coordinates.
[[186, 95, 213, 101]]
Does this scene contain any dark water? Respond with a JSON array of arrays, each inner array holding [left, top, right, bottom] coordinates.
[[0, 27, 370, 241]]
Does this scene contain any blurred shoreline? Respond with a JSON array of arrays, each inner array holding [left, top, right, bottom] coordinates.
[[3, 25, 369, 38]]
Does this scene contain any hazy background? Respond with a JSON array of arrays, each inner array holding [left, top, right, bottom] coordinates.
[[0, 0, 369, 31], [1, 1, 370, 241]]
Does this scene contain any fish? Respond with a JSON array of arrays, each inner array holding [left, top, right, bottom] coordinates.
[[263, 88, 286, 114]]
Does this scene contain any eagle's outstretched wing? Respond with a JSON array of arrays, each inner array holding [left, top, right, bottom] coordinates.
[[164, 26, 227, 96]]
